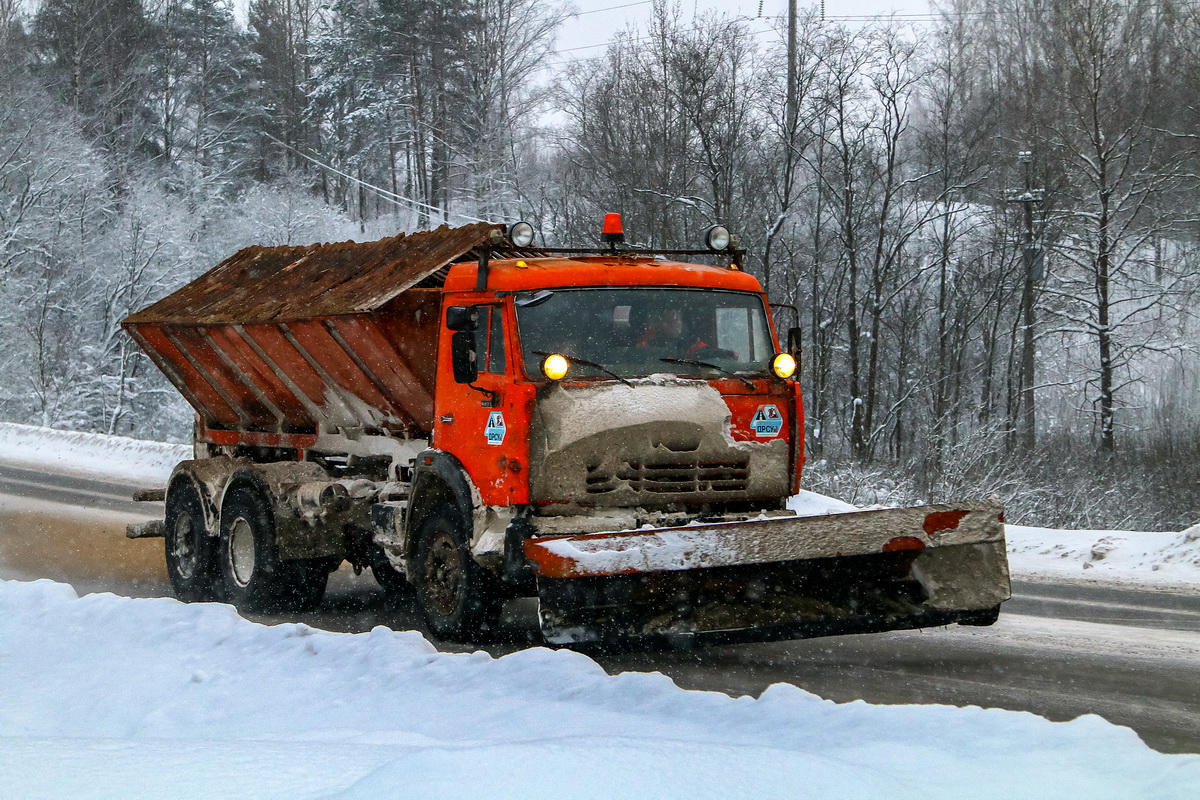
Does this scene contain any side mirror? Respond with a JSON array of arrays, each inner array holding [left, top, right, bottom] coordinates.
[[451, 330, 478, 384], [787, 326, 803, 374], [446, 306, 479, 331]]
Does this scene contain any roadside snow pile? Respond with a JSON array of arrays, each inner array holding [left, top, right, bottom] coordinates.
[[788, 490, 1200, 591], [787, 490, 859, 516], [1, 579, 1198, 800], [0, 422, 189, 486], [1007, 524, 1200, 591]]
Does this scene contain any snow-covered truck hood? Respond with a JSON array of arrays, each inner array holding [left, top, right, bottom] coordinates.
[[527, 378, 789, 511]]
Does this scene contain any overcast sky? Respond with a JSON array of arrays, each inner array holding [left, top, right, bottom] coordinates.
[[215, 1, 932, 61], [555, 1, 931, 59]]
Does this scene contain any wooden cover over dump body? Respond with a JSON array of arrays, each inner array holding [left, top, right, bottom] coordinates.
[[122, 223, 501, 437]]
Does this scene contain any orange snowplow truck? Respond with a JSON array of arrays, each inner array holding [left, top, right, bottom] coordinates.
[[123, 219, 1010, 645]]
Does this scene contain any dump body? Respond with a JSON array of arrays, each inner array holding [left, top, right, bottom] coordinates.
[[124, 222, 1010, 647], [123, 223, 496, 441]]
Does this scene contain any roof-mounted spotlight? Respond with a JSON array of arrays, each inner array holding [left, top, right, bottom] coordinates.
[[704, 225, 734, 252], [508, 220, 535, 248]]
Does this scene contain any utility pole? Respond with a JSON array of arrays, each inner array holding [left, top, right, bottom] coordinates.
[[1006, 151, 1044, 452], [768, 0, 796, 302], [787, 0, 798, 136]]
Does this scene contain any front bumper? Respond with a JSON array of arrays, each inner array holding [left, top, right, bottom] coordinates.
[[523, 499, 1011, 645]]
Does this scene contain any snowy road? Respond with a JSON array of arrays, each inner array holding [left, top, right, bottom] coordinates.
[[0, 463, 159, 516], [1007, 579, 1200, 632], [2, 464, 1200, 754]]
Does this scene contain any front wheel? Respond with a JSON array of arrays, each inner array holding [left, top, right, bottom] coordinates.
[[412, 504, 500, 642], [369, 544, 412, 598], [164, 481, 220, 602]]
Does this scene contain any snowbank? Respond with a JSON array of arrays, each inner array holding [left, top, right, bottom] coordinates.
[[1007, 524, 1200, 591], [0, 422, 189, 486], [788, 489, 1200, 592], [0, 578, 1196, 800], [787, 489, 859, 515]]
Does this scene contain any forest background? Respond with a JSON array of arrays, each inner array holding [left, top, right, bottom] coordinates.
[[1, 0, 1198, 530]]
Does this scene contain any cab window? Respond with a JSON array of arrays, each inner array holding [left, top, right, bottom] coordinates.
[[488, 305, 506, 373]]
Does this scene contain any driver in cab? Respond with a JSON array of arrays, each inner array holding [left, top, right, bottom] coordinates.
[[637, 307, 709, 359]]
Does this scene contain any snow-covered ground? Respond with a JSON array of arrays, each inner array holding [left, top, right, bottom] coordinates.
[[1008, 523, 1200, 592], [1, 578, 1197, 799], [3, 423, 1200, 796], [787, 481, 1200, 592], [0, 422, 191, 486], [4, 420, 1199, 590]]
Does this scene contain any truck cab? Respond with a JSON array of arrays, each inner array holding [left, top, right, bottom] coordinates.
[[432, 255, 803, 517]]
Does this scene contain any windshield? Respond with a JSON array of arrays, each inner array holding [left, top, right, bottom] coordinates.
[[514, 287, 774, 380]]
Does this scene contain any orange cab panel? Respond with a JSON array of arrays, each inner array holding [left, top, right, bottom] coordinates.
[[433, 296, 533, 506]]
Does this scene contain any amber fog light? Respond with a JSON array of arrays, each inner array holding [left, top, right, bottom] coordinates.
[[542, 353, 569, 380], [772, 353, 797, 379]]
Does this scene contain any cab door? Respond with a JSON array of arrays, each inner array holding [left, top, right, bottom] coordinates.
[[433, 301, 527, 506]]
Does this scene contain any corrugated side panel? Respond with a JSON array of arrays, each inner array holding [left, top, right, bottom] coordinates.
[[123, 223, 494, 326], [127, 296, 440, 436]]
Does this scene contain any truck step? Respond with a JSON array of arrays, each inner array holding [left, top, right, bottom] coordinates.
[[132, 488, 166, 502], [126, 520, 166, 539]]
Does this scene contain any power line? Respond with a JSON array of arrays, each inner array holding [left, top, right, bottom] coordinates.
[[546, 14, 780, 63], [546, 4, 932, 64], [261, 133, 491, 225], [551, 0, 1199, 63], [823, 0, 1200, 22], [571, 0, 655, 17]]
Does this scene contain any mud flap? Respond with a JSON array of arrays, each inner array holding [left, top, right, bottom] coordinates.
[[524, 500, 1010, 645], [126, 520, 166, 539]]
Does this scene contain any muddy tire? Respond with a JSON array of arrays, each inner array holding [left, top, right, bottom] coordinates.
[[164, 481, 220, 603], [218, 486, 318, 613], [369, 545, 412, 598], [284, 558, 332, 611], [412, 503, 500, 642]]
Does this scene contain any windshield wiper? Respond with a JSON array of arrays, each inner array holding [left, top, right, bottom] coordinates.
[[534, 351, 633, 386], [660, 357, 754, 388], [515, 289, 554, 307]]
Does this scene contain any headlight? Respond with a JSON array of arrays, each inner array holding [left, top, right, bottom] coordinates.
[[704, 225, 732, 251], [772, 353, 797, 379], [542, 353, 569, 380], [508, 221, 535, 248]]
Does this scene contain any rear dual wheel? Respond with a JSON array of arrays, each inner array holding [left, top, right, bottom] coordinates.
[[165, 481, 221, 603], [218, 486, 328, 613]]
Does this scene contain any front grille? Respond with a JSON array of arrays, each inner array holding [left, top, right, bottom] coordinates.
[[585, 458, 750, 495]]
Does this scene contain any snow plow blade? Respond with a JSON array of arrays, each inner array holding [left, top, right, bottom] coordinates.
[[524, 499, 1010, 646]]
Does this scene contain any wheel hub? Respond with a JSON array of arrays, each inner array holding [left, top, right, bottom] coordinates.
[[172, 515, 198, 579], [228, 517, 256, 588], [423, 530, 463, 615]]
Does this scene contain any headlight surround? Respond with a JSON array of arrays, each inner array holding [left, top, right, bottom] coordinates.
[[772, 353, 797, 379], [704, 224, 732, 251], [542, 353, 569, 380], [508, 221, 535, 248]]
